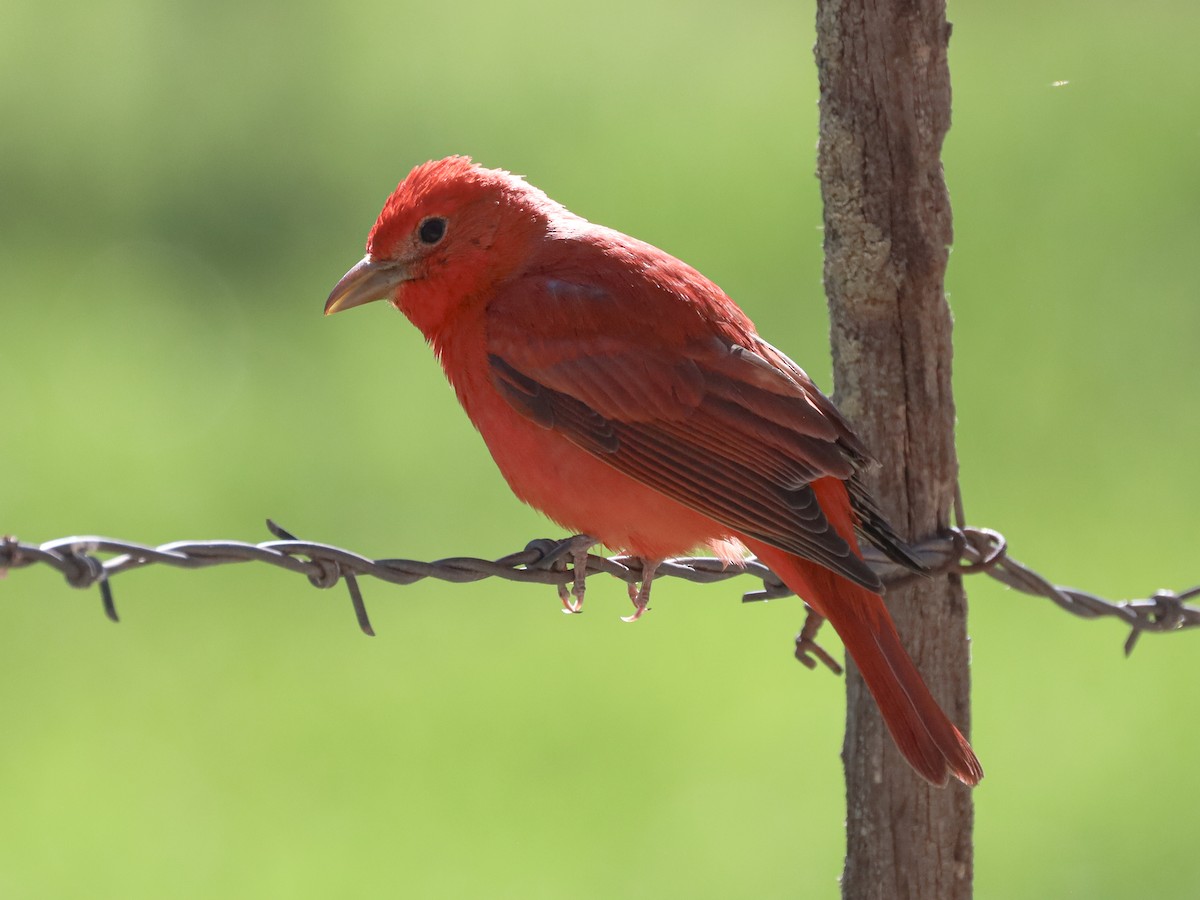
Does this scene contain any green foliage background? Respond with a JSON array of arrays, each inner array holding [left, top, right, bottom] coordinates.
[[3, 1, 1197, 896]]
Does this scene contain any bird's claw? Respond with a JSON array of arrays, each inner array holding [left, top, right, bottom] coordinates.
[[620, 558, 661, 623], [558, 535, 595, 614], [557, 582, 579, 613]]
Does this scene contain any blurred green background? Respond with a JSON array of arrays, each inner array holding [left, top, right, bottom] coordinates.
[[3, 0, 1197, 897]]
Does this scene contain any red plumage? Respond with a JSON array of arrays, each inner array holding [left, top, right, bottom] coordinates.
[[326, 157, 982, 787]]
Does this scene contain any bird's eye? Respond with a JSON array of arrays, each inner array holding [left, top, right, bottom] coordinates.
[[418, 217, 447, 245]]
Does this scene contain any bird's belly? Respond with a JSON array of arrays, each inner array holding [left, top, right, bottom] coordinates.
[[470, 399, 735, 559]]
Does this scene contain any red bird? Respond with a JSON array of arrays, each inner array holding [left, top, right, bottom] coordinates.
[[325, 157, 982, 787]]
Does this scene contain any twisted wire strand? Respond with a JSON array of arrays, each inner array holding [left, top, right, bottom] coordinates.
[[2, 522, 1196, 658]]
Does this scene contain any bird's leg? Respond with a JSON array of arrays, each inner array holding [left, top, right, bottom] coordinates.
[[557, 534, 596, 614], [620, 558, 662, 623]]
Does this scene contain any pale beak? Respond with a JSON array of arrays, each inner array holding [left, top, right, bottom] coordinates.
[[324, 255, 413, 315]]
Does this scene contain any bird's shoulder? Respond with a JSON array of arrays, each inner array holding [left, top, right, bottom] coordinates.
[[489, 224, 752, 338]]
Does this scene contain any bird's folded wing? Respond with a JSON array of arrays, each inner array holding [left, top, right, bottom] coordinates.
[[485, 274, 883, 590]]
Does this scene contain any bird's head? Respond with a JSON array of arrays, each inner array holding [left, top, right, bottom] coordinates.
[[325, 156, 562, 336]]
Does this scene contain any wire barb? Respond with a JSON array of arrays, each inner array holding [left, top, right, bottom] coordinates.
[[266, 519, 375, 637], [1, 524, 1196, 657]]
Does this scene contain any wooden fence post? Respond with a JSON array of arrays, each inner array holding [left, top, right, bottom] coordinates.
[[814, 1, 975, 897]]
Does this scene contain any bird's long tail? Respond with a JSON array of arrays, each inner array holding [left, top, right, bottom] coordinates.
[[744, 484, 983, 787]]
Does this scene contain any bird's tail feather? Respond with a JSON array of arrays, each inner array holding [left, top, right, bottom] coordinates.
[[747, 536, 982, 787]]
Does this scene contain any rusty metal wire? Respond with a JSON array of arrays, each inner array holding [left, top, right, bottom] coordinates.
[[2, 520, 1196, 658]]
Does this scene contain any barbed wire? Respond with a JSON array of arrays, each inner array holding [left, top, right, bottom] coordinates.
[[2, 520, 1196, 662]]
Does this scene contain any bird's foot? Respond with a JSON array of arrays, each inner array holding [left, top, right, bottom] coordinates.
[[556, 534, 596, 614], [793, 609, 842, 675], [620, 558, 661, 623]]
